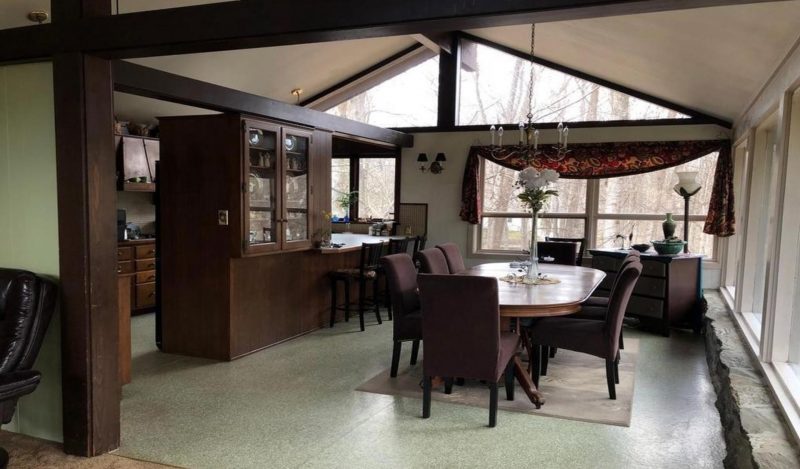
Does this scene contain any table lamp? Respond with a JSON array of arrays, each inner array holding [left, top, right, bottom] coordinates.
[[673, 171, 701, 253]]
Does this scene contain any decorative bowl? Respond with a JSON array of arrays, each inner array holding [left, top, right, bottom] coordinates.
[[651, 240, 686, 255], [631, 243, 651, 253]]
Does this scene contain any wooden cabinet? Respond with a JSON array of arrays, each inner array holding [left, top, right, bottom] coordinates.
[[116, 135, 160, 192], [118, 239, 157, 314], [589, 249, 703, 336]]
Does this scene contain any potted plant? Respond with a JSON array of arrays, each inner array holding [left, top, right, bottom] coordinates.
[[313, 211, 333, 248], [336, 191, 358, 233]]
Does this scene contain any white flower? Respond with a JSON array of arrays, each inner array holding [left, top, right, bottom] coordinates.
[[542, 169, 560, 183]]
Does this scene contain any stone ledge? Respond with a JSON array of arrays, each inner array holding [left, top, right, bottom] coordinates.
[[705, 293, 800, 469]]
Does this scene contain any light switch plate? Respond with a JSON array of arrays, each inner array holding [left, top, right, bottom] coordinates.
[[218, 210, 229, 225]]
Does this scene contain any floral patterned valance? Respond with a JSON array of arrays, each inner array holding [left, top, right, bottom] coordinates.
[[459, 139, 735, 237]]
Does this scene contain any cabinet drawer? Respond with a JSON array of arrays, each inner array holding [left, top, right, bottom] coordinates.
[[642, 261, 667, 278], [135, 244, 157, 259], [591, 255, 621, 273], [627, 295, 664, 319], [135, 282, 156, 309], [117, 261, 133, 274], [634, 277, 667, 298], [135, 259, 157, 272], [135, 270, 156, 284], [117, 247, 133, 261]]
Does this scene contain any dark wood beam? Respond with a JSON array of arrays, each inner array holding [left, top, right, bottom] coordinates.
[[458, 32, 733, 128], [112, 61, 413, 147], [54, 52, 120, 457], [437, 34, 461, 129], [0, 0, 786, 62]]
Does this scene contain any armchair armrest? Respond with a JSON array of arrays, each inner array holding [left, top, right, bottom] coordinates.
[[0, 370, 41, 402]]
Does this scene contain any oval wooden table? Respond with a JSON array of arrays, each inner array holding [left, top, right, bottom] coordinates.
[[462, 262, 606, 408]]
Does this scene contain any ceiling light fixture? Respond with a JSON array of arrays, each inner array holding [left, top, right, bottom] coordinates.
[[488, 24, 570, 164], [27, 10, 49, 24], [291, 88, 303, 104]]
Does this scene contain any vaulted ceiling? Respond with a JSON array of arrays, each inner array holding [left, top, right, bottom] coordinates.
[[2, 0, 799, 126]]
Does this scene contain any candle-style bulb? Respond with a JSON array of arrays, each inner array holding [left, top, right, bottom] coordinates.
[[490, 125, 496, 146], [498, 126, 504, 146], [557, 122, 564, 144], [534, 129, 539, 150], [563, 127, 569, 147]]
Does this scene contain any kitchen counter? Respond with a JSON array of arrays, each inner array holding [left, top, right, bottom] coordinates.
[[118, 237, 156, 246], [318, 233, 406, 254]]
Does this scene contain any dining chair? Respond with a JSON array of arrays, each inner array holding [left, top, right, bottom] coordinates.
[[380, 254, 422, 377], [527, 260, 642, 399], [381, 237, 412, 320], [536, 241, 579, 266], [418, 274, 520, 427], [582, 250, 641, 308], [545, 236, 586, 266], [329, 242, 384, 331], [411, 235, 427, 270], [435, 242, 466, 274], [417, 248, 450, 274]]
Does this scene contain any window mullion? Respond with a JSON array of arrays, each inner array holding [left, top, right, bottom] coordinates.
[[587, 179, 599, 250]]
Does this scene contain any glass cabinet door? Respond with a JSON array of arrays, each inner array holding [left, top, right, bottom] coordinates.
[[282, 128, 312, 249], [244, 122, 280, 253]]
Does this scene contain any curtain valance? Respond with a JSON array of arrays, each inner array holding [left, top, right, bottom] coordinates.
[[459, 139, 734, 237]]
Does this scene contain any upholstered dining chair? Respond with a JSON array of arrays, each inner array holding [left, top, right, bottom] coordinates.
[[435, 242, 466, 274], [418, 274, 520, 427], [0, 269, 58, 468], [582, 250, 641, 309], [536, 241, 579, 266], [329, 242, 384, 331], [527, 260, 642, 400], [417, 248, 450, 274], [381, 237, 412, 320], [545, 236, 586, 266], [380, 254, 422, 377]]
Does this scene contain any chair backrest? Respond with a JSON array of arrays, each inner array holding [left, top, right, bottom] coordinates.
[[359, 243, 384, 273], [608, 250, 641, 295], [537, 241, 578, 266], [417, 248, 450, 274], [381, 254, 421, 340], [436, 243, 466, 274], [605, 260, 642, 355], [0, 269, 57, 374], [418, 274, 500, 381], [546, 236, 585, 265], [387, 237, 410, 255], [412, 235, 427, 255]]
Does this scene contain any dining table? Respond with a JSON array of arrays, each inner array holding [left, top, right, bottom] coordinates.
[[462, 262, 606, 408]]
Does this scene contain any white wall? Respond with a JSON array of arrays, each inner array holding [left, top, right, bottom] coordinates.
[[401, 124, 728, 288]]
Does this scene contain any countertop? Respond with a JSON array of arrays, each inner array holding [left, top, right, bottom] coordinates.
[[317, 234, 405, 254], [589, 248, 704, 260], [118, 238, 156, 246]]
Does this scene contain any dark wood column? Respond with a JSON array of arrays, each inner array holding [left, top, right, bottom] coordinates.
[[53, 52, 119, 456], [437, 34, 460, 129]]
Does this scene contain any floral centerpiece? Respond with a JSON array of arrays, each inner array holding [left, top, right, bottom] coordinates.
[[516, 167, 559, 280]]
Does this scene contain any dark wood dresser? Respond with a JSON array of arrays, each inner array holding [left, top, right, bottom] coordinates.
[[589, 248, 704, 336], [117, 238, 157, 314]]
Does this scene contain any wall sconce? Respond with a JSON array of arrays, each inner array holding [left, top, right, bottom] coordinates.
[[673, 171, 702, 253], [418, 152, 446, 174]]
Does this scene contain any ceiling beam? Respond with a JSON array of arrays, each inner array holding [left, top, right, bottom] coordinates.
[[411, 33, 455, 54], [0, 0, 787, 62], [112, 61, 413, 147]]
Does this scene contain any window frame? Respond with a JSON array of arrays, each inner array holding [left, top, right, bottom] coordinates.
[[331, 153, 401, 223], [471, 157, 720, 262]]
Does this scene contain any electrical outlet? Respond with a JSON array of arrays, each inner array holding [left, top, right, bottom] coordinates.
[[218, 210, 229, 225]]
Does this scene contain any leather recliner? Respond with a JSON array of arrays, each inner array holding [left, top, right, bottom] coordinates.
[[0, 268, 57, 468]]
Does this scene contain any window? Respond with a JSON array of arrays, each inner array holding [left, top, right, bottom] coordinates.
[[476, 153, 718, 258], [326, 56, 439, 128], [458, 39, 689, 126], [331, 156, 397, 221]]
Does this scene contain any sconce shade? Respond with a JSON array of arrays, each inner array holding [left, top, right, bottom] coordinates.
[[417, 153, 429, 163], [435, 152, 446, 162]]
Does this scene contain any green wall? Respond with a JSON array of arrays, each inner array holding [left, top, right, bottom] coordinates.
[[0, 62, 63, 442]]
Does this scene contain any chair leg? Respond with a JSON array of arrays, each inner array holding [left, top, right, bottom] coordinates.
[[606, 359, 617, 400], [390, 341, 402, 378], [541, 347, 550, 376], [505, 360, 515, 401], [614, 355, 620, 384], [372, 277, 382, 325], [344, 278, 351, 322], [358, 278, 366, 332], [549, 347, 557, 358], [329, 277, 337, 328], [531, 344, 542, 388], [410, 340, 420, 365], [422, 376, 432, 418], [489, 382, 498, 427], [385, 276, 393, 321], [444, 378, 453, 395]]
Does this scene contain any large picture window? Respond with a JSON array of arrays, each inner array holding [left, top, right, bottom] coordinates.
[[476, 153, 718, 258]]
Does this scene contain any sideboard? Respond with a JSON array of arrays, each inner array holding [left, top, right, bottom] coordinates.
[[589, 249, 704, 336]]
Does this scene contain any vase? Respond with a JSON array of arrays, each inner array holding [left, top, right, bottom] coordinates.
[[526, 210, 540, 281], [662, 213, 677, 239]]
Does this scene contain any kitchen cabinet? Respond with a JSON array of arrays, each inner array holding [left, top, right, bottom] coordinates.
[[117, 239, 157, 314], [116, 135, 160, 192], [589, 248, 703, 336]]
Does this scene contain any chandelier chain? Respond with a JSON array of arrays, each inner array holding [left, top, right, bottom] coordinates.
[[527, 23, 535, 120]]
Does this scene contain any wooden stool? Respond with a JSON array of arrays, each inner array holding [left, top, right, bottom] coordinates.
[[329, 242, 384, 331]]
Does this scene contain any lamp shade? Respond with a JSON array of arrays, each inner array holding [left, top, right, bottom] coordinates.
[[435, 152, 446, 162], [417, 153, 428, 163], [673, 171, 701, 196]]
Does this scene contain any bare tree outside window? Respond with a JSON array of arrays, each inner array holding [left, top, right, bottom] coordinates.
[[358, 158, 396, 220]]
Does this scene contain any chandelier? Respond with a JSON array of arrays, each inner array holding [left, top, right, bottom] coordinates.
[[488, 24, 569, 163]]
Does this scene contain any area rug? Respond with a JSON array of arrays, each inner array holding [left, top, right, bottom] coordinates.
[[357, 339, 639, 427]]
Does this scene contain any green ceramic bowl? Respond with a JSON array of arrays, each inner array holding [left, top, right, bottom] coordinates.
[[651, 240, 686, 255]]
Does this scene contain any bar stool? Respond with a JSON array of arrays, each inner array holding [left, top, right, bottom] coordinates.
[[329, 242, 384, 331], [381, 237, 411, 320]]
